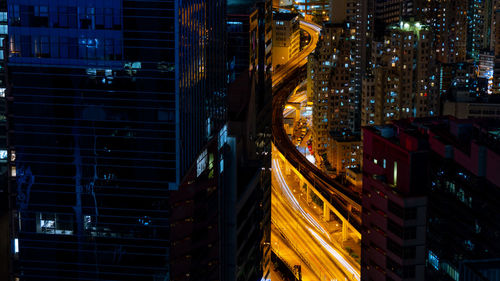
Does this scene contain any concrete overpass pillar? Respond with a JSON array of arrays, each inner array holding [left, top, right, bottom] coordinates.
[[323, 203, 330, 222], [284, 162, 291, 176], [342, 220, 348, 242], [306, 185, 310, 203]]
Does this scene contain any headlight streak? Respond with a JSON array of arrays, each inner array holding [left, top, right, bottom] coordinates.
[[272, 16, 359, 281], [273, 157, 360, 280], [272, 158, 330, 238], [308, 228, 361, 281]]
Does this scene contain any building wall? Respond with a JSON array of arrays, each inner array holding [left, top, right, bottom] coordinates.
[[443, 102, 500, 119], [361, 75, 376, 126], [272, 13, 299, 68], [328, 138, 362, 175], [361, 126, 427, 281]]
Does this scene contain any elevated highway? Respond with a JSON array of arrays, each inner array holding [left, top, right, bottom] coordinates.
[[271, 20, 362, 232]]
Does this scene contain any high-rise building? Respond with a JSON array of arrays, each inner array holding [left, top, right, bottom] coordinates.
[[362, 20, 436, 126], [272, 12, 300, 69], [430, 0, 468, 64], [467, 0, 494, 61], [308, 0, 370, 169], [227, 8, 260, 83], [170, 0, 273, 280], [309, 22, 356, 158], [440, 62, 498, 119], [7, 1, 226, 280], [328, 137, 362, 174], [443, 88, 500, 119], [362, 117, 500, 281]]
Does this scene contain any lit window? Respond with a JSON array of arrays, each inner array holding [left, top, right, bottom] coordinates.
[[14, 238, 19, 254], [428, 250, 439, 270], [36, 213, 74, 235], [393, 161, 398, 186], [0, 150, 6, 160], [196, 149, 208, 177]]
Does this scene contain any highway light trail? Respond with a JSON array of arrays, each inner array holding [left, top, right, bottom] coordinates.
[[283, 108, 295, 117], [271, 17, 361, 280], [308, 228, 361, 281], [299, 20, 322, 33], [272, 158, 330, 239]]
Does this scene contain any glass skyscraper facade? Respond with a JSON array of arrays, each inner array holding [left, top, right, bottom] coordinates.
[[7, 0, 226, 280]]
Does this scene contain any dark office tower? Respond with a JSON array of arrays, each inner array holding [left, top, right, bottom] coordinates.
[[228, 1, 272, 279], [6, 0, 225, 280], [226, 1, 272, 280], [169, 1, 272, 280], [0, 2, 8, 279]]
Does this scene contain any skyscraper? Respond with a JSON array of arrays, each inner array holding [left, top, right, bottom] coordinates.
[[7, 1, 225, 280], [169, 0, 273, 280], [309, 22, 356, 157], [362, 20, 436, 126]]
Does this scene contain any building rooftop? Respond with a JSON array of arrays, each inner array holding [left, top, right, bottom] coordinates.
[[389, 19, 430, 34], [365, 117, 500, 159]]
